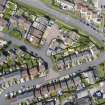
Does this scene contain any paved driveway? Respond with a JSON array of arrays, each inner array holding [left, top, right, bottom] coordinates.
[[0, 0, 105, 104]]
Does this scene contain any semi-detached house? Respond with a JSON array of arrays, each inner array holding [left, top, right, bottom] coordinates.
[[54, 0, 75, 10]]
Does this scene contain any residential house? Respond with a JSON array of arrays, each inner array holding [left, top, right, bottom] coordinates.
[[10, 16, 32, 37], [39, 59, 47, 71], [70, 53, 78, 66], [3, 70, 21, 82], [0, 39, 7, 48], [100, 81, 105, 96], [21, 69, 29, 81], [10, 91, 34, 105], [81, 70, 96, 84], [73, 76, 85, 91], [76, 96, 91, 105], [75, 3, 101, 24], [93, 0, 105, 11], [90, 45, 99, 59], [77, 50, 92, 64], [29, 67, 39, 79], [64, 101, 74, 105], [63, 56, 71, 70], [57, 59, 65, 71], [64, 96, 91, 105], [77, 89, 89, 99], [54, 0, 75, 10], [0, 17, 7, 31], [36, 16, 49, 26], [27, 26, 43, 45], [60, 31, 79, 46], [42, 100, 56, 105], [27, 17, 49, 45], [32, 21, 47, 32]]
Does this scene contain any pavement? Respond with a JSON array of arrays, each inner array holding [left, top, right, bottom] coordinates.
[[0, 31, 105, 105], [0, 0, 105, 104], [18, 0, 105, 42]]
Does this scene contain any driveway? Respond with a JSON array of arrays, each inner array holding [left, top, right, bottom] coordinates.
[[0, 0, 105, 104], [18, 0, 105, 43]]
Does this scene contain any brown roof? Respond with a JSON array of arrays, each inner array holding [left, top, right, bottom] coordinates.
[[10, 16, 31, 33], [0, 18, 7, 26], [30, 67, 39, 78], [30, 27, 43, 39], [21, 70, 29, 78], [30, 36, 40, 45]]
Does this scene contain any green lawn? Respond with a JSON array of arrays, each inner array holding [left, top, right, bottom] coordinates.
[[95, 98, 105, 105], [0, 49, 41, 72], [9, 29, 22, 39], [8, 0, 103, 50], [97, 63, 105, 80], [41, 0, 80, 19], [2, 27, 10, 33], [77, 35, 90, 50], [3, 9, 12, 20], [42, 0, 51, 4], [3, 1, 16, 21], [10, 0, 49, 16]]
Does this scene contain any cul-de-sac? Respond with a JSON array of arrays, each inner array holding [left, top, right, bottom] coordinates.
[[1, 0, 105, 105]]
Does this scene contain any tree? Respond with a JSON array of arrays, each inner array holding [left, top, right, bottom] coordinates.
[[20, 45, 27, 52]]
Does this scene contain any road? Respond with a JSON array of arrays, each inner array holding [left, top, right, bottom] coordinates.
[[18, 0, 105, 42], [0, 31, 105, 105], [0, 0, 105, 104]]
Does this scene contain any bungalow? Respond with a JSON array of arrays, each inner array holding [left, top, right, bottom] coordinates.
[[54, 0, 75, 10]]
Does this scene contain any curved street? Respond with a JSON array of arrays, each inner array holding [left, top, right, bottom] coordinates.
[[0, 0, 105, 105], [20, 0, 105, 42]]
